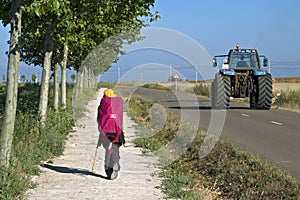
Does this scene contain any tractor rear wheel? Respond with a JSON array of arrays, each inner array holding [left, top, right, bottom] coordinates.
[[211, 73, 231, 109], [211, 80, 216, 108], [250, 73, 272, 109]]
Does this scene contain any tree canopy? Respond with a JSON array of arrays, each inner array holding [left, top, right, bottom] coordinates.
[[15, 0, 159, 72]]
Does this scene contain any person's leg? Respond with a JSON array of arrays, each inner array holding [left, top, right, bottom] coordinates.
[[111, 143, 121, 170], [103, 143, 113, 178], [109, 144, 121, 180]]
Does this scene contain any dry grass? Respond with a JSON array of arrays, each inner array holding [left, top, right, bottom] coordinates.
[[273, 82, 300, 94], [272, 77, 300, 112], [149, 77, 300, 97]]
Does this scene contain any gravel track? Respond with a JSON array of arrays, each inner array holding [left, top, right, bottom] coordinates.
[[26, 88, 164, 200]]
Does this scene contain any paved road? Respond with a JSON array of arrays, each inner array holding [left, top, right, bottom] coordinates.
[[119, 86, 300, 179]]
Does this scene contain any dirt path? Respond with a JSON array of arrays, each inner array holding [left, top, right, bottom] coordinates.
[[26, 88, 164, 200]]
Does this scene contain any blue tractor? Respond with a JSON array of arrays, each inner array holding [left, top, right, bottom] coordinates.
[[211, 44, 272, 109]]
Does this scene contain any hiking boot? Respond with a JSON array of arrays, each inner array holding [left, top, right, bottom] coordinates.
[[105, 167, 113, 179], [110, 170, 118, 180]]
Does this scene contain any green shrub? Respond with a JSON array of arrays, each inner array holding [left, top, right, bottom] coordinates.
[[17, 84, 40, 114], [193, 83, 210, 97], [40, 108, 74, 157], [0, 166, 30, 200], [161, 162, 199, 199]]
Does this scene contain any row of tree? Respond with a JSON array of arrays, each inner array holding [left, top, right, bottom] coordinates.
[[0, 0, 158, 167], [1, 73, 76, 83]]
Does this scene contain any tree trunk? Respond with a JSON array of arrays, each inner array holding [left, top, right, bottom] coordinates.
[[53, 61, 60, 110], [83, 67, 88, 88], [94, 75, 99, 90], [90, 70, 97, 90], [87, 67, 90, 88], [73, 67, 82, 104], [79, 67, 84, 93], [0, 0, 22, 167], [88, 68, 94, 89], [61, 45, 68, 109], [39, 22, 54, 123]]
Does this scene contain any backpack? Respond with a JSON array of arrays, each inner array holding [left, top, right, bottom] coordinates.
[[97, 97, 123, 142]]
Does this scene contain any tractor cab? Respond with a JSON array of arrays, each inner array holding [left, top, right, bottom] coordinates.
[[228, 49, 259, 69], [212, 44, 269, 70]]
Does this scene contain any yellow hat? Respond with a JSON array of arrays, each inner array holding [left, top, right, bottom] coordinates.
[[104, 89, 114, 97]]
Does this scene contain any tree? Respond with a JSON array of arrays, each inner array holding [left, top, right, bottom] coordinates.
[[31, 73, 37, 83], [20, 74, 26, 82], [2, 75, 6, 82], [39, 21, 55, 122], [61, 45, 68, 109], [53, 61, 60, 110], [0, 0, 23, 167], [70, 74, 76, 82]]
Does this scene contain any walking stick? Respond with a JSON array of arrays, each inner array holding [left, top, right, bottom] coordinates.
[[91, 134, 101, 172], [91, 146, 98, 172]]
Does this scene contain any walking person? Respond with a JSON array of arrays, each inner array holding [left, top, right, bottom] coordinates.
[[97, 89, 125, 180]]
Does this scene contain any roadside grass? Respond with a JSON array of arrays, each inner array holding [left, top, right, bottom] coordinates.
[[141, 83, 171, 91], [140, 82, 211, 97], [72, 88, 96, 120], [0, 83, 74, 200], [140, 82, 211, 96], [128, 94, 300, 199], [97, 82, 116, 89], [273, 89, 300, 110]]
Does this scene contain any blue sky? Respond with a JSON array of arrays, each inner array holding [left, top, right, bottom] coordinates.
[[150, 0, 300, 60], [105, 0, 300, 81], [1, 1, 300, 82]]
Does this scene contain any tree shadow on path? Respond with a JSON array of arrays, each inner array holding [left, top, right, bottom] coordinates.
[[41, 163, 108, 180]]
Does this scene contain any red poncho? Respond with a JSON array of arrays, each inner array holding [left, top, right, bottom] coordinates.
[[97, 97, 123, 137]]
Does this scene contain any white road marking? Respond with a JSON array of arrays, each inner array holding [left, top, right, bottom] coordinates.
[[270, 121, 283, 126], [280, 160, 291, 163], [241, 113, 250, 117]]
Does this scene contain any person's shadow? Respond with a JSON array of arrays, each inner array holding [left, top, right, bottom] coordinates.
[[41, 163, 108, 180]]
